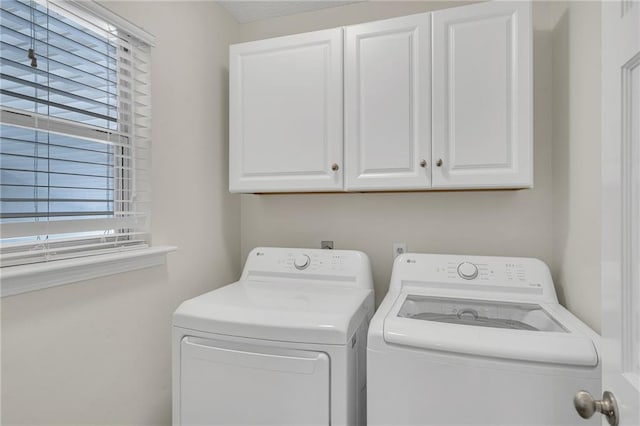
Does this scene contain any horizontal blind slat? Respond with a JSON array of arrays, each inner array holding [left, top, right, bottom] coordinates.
[[1, 152, 114, 167], [1, 183, 115, 191], [1, 215, 147, 238], [1, 108, 129, 145], [1, 235, 147, 252], [1, 241, 149, 267], [0, 90, 117, 124], [0, 134, 131, 156], [2, 240, 148, 261]]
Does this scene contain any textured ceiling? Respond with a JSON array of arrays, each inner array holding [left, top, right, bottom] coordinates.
[[219, 1, 361, 24]]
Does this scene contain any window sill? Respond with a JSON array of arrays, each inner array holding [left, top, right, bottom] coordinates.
[[0, 246, 176, 297]]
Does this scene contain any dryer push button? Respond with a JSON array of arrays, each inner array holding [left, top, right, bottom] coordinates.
[[457, 262, 479, 280]]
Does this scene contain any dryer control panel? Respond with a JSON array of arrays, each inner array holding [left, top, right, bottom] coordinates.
[[278, 250, 349, 273], [391, 254, 557, 303], [241, 247, 374, 290]]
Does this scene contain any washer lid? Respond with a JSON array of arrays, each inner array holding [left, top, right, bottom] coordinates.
[[384, 294, 598, 366], [397, 295, 567, 332], [173, 280, 373, 345]]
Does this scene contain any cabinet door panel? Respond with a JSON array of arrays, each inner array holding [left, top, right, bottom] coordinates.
[[432, 2, 532, 188], [230, 29, 343, 192], [345, 14, 430, 191]]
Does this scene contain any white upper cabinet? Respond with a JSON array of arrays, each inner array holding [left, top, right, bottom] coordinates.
[[431, 1, 533, 189], [229, 29, 343, 193], [344, 14, 431, 191], [229, 1, 533, 193]]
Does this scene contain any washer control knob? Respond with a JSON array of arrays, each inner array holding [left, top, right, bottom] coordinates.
[[294, 254, 310, 270], [457, 262, 478, 280]]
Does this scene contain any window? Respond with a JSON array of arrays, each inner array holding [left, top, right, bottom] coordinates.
[[0, 0, 153, 267]]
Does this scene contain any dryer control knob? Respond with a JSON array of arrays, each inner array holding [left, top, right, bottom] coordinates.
[[294, 254, 311, 270], [457, 262, 478, 280]]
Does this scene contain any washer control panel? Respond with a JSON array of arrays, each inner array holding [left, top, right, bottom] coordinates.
[[439, 260, 529, 285], [391, 253, 557, 302]]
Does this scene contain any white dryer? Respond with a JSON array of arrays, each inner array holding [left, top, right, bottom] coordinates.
[[368, 253, 600, 426], [173, 247, 374, 426]]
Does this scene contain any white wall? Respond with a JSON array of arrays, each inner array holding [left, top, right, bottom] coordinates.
[[238, 1, 556, 310], [550, 1, 602, 332], [1, 2, 240, 424], [237, 1, 476, 38]]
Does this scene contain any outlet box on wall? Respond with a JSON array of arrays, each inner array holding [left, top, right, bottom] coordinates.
[[393, 243, 407, 259]]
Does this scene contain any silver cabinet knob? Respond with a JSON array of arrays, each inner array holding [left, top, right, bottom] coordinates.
[[436, 158, 443, 167], [331, 163, 339, 171], [574, 390, 619, 426], [419, 159, 427, 168]]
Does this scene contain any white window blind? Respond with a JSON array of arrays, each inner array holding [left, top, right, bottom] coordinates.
[[0, 0, 152, 267]]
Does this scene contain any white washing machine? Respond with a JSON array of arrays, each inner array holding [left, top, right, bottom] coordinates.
[[368, 253, 600, 426], [173, 247, 374, 426]]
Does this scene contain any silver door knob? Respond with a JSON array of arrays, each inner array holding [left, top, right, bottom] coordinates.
[[574, 390, 619, 426], [331, 163, 339, 171], [436, 158, 443, 167], [420, 159, 427, 168]]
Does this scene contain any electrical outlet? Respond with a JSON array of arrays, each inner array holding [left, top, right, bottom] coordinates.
[[393, 242, 407, 259], [321, 240, 334, 250]]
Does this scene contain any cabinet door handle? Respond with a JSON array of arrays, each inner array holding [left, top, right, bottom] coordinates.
[[420, 159, 427, 168], [436, 158, 443, 167], [331, 163, 339, 171]]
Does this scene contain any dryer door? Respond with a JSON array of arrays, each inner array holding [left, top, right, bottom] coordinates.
[[179, 336, 330, 426]]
